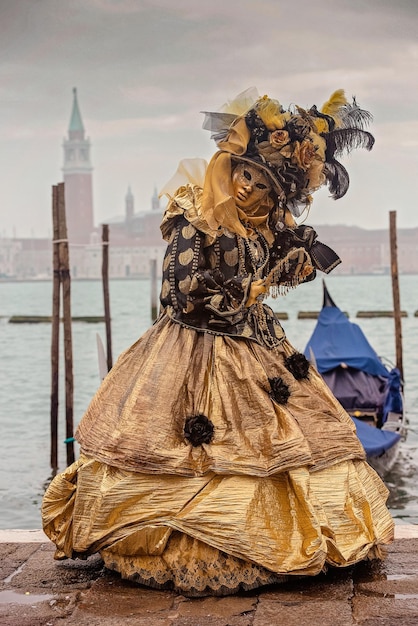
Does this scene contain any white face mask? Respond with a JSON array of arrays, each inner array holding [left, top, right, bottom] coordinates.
[[232, 163, 272, 211]]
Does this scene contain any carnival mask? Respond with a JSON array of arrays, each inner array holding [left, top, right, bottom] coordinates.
[[232, 163, 272, 212]]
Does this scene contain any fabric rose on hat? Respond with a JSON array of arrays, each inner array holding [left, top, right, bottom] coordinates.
[[269, 129, 290, 150]]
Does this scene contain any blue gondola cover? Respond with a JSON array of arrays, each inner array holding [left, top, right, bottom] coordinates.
[[352, 417, 401, 456], [304, 306, 389, 377], [304, 285, 403, 456]]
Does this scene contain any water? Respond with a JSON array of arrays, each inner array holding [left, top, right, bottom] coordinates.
[[1, 274, 417, 529]]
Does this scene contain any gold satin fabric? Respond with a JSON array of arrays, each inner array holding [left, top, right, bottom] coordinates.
[[42, 455, 393, 593], [75, 315, 366, 477]]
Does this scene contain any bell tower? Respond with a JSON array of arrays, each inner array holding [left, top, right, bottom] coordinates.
[[62, 88, 94, 243], [125, 185, 134, 224]]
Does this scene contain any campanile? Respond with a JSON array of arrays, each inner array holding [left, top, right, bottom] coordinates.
[[62, 88, 94, 243]]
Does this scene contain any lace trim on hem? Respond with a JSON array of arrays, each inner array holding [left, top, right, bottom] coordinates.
[[100, 531, 289, 597], [102, 554, 287, 597]]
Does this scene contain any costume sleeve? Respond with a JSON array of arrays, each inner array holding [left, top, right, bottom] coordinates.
[[268, 225, 341, 287], [160, 217, 251, 327]]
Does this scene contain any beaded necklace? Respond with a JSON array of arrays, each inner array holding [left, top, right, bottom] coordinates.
[[241, 229, 270, 279]]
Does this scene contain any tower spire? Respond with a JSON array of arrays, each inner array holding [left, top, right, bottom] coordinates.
[[69, 87, 85, 139]]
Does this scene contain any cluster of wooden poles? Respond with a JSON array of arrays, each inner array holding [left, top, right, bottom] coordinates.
[[50, 183, 113, 472]]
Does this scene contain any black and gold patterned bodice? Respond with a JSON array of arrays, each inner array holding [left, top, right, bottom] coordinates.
[[160, 214, 286, 347]]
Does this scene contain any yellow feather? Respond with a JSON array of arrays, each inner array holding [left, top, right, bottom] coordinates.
[[320, 89, 348, 124], [313, 118, 329, 134], [255, 96, 287, 130]]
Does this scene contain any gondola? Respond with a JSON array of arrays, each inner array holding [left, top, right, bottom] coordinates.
[[304, 281, 407, 476]]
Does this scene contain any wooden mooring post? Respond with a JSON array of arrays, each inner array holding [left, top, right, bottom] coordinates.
[[50, 182, 75, 471], [50, 186, 60, 472], [101, 224, 112, 372], [389, 210, 404, 382]]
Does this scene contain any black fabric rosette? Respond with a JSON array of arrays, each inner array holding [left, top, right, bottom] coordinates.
[[284, 353, 310, 380], [268, 377, 291, 405], [184, 415, 215, 447]]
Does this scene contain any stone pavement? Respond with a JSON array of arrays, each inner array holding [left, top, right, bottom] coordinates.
[[1, 526, 418, 626]]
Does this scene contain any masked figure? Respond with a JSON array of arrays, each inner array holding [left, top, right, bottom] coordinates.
[[42, 88, 392, 596]]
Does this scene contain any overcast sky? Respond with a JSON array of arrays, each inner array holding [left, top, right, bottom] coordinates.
[[1, 0, 418, 238]]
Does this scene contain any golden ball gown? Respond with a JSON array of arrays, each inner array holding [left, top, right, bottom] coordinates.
[[42, 187, 394, 596]]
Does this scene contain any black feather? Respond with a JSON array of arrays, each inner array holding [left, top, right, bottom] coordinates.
[[339, 98, 374, 130], [325, 128, 375, 160], [324, 160, 350, 199]]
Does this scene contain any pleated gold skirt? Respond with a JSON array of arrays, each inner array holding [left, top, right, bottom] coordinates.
[[42, 314, 394, 595]]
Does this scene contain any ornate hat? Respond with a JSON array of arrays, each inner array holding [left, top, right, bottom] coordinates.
[[202, 87, 374, 218]]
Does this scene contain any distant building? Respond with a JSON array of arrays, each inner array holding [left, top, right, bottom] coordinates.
[[104, 186, 164, 248], [0, 237, 51, 280], [62, 88, 94, 244], [0, 238, 21, 278]]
